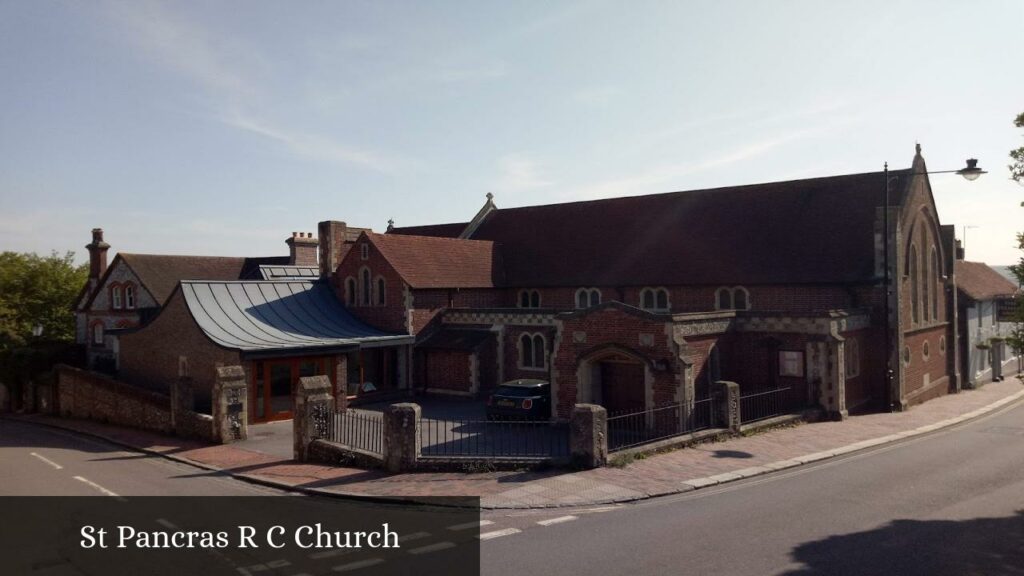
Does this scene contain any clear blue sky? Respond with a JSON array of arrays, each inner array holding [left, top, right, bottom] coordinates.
[[1, 1, 1022, 265]]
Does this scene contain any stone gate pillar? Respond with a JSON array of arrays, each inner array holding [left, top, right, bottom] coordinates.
[[570, 404, 608, 469], [212, 366, 248, 444], [712, 380, 740, 432], [294, 375, 334, 461], [333, 356, 349, 413], [383, 403, 421, 473]]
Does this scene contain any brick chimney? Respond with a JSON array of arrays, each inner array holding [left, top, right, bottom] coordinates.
[[86, 228, 110, 281], [286, 232, 318, 266], [317, 221, 348, 277]]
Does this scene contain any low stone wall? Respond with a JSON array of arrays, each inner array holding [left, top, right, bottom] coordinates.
[[307, 439, 384, 469], [55, 364, 215, 441]]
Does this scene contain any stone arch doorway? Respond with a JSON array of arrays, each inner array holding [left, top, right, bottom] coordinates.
[[576, 345, 653, 414]]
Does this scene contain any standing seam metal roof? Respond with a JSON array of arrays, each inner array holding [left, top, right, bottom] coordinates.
[[181, 280, 412, 352]]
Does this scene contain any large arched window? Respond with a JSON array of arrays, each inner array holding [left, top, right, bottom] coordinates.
[[931, 247, 940, 320], [909, 244, 919, 324], [361, 268, 371, 306], [345, 277, 356, 306], [519, 333, 547, 370], [575, 288, 601, 309], [922, 245, 931, 323], [376, 277, 386, 306]]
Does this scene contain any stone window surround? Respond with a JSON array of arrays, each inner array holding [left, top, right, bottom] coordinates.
[[518, 332, 548, 371], [640, 287, 670, 313], [90, 320, 105, 346], [715, 286, 751, 311], [922, 340, 930, 361], [574, 287, 601, 309]]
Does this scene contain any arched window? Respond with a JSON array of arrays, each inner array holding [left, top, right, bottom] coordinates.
[[641, 288, 670, 312], [360, 243, 369, 260], [909, 244, 919, 324], [124, 284, 136, 310], [931, 247, 939, 320], [716, 287, 733, 310], [376, 277, 386, 306], [111, 284, 123, 310], [518, 290, 541, 308], [91, 322, 104, 346], [576, 288, 601, 309], [345, 277, 356, 305], [733, 287, 749, 310], [922, 245, 930, 323], [519, 333, 546, 369], [361, 268, 371, 306]]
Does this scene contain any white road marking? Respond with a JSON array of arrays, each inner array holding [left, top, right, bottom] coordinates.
[[30, 452, 63, 470], [155, 518, 178, 529], [397, 531, 431, 543], [332, 558, 384, 572], [447, 520, 493, 531], [408, 541, 456, 555], [478, 528, 521, 541], [72, 476, 126, 501], [579, 506, 620, 513], [537, 515, 577, 526]]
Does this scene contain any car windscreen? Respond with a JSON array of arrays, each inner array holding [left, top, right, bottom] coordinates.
[[492, 386, 544, 397]]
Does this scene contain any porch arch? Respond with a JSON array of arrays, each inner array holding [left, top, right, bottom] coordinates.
[[574, 343, 654, 414]]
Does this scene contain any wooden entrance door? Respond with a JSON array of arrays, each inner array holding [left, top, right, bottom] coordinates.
[[600, 360, 645, 413]]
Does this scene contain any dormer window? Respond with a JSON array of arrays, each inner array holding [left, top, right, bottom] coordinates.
[[575, 288, 601, 309], [360, 243, 369, 260], [640, 287, 670, 312], [518, 289, 541, 308]]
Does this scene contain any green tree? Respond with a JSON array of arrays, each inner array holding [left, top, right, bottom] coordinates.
[[1012, 112, 1024, 183], [0, 251, 88, 352]]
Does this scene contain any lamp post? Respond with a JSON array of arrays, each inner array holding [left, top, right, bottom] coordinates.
[[882, 154, 986, 411]]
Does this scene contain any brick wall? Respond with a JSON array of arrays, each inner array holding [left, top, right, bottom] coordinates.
[[119, 289, 240, 406], [903, 325, 951, 405], [422, 350, 472, 392], [334, 240, 408, 333]]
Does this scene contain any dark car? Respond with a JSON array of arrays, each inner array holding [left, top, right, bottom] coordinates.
[[485, 379, 551, 421]]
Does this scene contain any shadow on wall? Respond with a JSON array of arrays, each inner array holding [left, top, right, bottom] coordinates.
[[782, 511, 1024, 576]]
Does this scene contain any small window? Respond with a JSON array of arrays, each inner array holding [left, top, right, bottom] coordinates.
[[977, 305, 983, 328], [360, 243, 369, 260], [903, 346, 912, 367], [125, 284, 136, 310], [716, 287, 733, 310], [345, 277, 356, 305], [91, 322, 104, 346], [641, 288, 670, 312], [111, 285, 123, 310], [376, 278, 386, 306], [519, 333, 547, 369], [520, 334, 533, 367], [361, 269, 371, 306], [518, 290, 541, 309], [576, 288, 601, 309], [846, 339, 860, 378], [939, 336, 947, 355], [922, 340, 930, 361], [778, 350, 804, 377], [733, 287, 749, 310]]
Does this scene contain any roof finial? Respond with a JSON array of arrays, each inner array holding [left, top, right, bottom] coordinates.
[[915, 142, 921, 155], [486, 192, 494, 202], [386, 218, 394, 232]]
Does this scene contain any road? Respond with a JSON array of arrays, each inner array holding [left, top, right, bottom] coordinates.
[[480, 398, 1024, 576], [0, 418, 285, 496]]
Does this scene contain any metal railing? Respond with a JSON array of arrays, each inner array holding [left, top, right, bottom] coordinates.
[[419, 418, 569, 459], [331, 410, 383, 455], [739, 385, 792, 424], [607, 396, 715, 452]]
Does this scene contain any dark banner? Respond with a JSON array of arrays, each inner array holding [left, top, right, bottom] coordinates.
[[0, 496, 480, 576]]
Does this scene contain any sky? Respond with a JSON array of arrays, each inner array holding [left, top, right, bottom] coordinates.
[[1, 0, 1022, 265]]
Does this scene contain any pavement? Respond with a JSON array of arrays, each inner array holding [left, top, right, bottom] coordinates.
[[5, 375, 1023, 509]]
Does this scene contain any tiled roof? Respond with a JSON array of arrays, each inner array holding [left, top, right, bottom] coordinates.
[[388, 222, 467, 238], [462, 170, 911, 286], [118, 254, 255, 305], [955, 260, 1019, 301], [181, 280, 412, 353], [367, 232, 500, 288]]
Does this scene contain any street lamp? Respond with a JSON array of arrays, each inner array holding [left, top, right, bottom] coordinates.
[[881, 151, 985, 411]]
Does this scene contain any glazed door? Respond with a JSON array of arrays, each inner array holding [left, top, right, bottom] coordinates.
[[267, 362, 293, 420]]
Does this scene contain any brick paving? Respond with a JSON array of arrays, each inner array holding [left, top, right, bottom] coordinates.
[[8, 375, 1022, 509]]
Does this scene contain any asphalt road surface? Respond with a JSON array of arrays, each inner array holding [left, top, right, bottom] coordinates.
[[480, 397, 1024, 576]]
